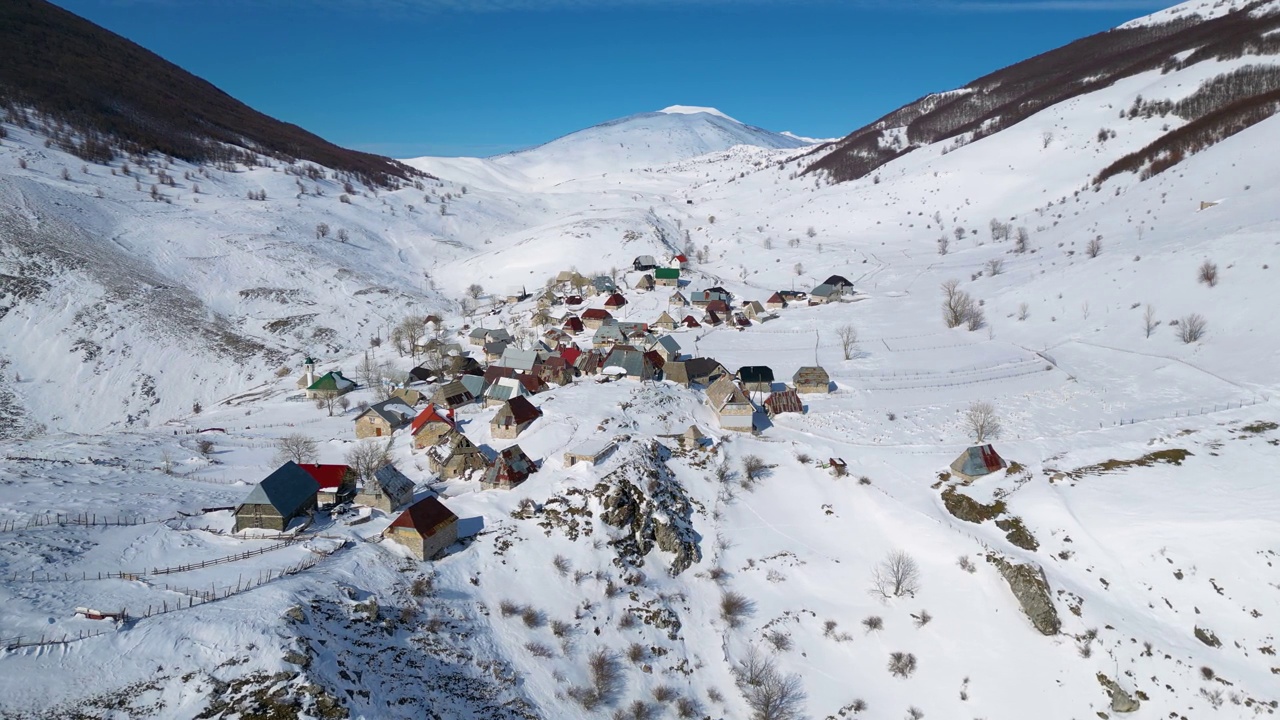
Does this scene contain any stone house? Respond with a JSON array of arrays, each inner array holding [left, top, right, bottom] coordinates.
[[234, 462, 319, 533], [386, 497, 458, 560], [706, 375, 755, 432], [353, 399, 414, 439], [653, 311, 677, 331], [410, 405, 455, 449], [431, 379, 476, 410], [491, 396, 541, 440], [481, 445, 537, 490], [428, 431, 488, 479], [354, 464, 415, 513], [793, 366, 832, 394], [582, 308, 613, 330]]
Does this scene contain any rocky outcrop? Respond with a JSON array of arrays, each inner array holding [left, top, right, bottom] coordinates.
[[1097, 673, 1141, 713], [600, 441, 702, 575], [988, 555, 1061, 635]]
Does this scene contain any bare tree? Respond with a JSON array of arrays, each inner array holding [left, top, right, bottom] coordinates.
[[937, 236, 949, 256], [985, 258, 1004, 276], [965, 304, 986, 332], [735, 647, 806, 720], [1013, 226, 1029, 254], [837, 324, 859, 360], [274, 434, 319, 466], [197, 439, 215, 457], [398, 316, 424, 359], [336, 228, 349, 243], [1017, 302, 1030, 321], [345, 440, 389, 486], [314, 392, 346, 417], [1178, 313, 1208, 343], [806, 226, 816, 238], [941, 280, 977, 329], [963, 401, 1002, 443], [1197, 260, 1219, 287], [793, 262, 804, 276], [467, 283, 484, 301], [870, 550, 921, 599], [954, 226, 965, 242], [1086, 236, 1102, 258], [1042, 131, 1054, 148], [1143, 304, 1159, 338], [315, 222, 330, 240]]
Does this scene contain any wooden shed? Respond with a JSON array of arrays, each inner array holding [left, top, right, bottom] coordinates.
[[234, 462, 319, 533]]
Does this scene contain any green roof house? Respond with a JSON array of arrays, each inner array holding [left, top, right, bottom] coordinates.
[[655, 267, 680, 287], [305, 371, 355, 399]]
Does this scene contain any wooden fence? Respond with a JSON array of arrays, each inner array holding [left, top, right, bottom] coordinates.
[[0, 513, 171, 533], [1, 628, 113, 652], [6, 538, 303, 583]]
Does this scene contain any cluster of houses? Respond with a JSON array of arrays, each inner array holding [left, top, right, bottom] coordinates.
[[233, 460, 457, 560]]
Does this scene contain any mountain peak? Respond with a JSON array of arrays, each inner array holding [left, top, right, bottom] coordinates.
[[657, 105, 739, 123]]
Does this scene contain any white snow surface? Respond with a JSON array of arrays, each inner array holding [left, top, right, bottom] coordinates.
[[3, 27, 1280, 720]]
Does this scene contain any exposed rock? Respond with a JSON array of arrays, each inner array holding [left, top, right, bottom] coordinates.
[[1097, 673, 1141, 713], [988, 555, 1061, 635], [1195, 626, 1222, 648], [944, 486, 1039, 550], [284, 605, 307, 624], [599, 441, 702, 575], [282, 650, 311, 668]]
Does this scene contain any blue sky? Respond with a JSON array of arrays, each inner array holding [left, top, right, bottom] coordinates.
[[56, 0, 1177, 158]]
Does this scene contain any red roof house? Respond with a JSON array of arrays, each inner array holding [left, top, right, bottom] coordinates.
[[604, 293, 628, 309], [297, 464, 353, 504]]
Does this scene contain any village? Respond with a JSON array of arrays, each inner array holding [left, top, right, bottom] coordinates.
[[230, 250, 1010, 566]]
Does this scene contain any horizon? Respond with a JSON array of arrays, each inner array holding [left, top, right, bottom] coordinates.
[[53, 0, 1179, 158]]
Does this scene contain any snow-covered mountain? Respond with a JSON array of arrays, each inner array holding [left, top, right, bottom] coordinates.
[[3, 0, 1280, 719], [476, 106, 812, 186]]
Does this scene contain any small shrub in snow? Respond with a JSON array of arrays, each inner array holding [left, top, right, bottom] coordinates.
[[742, 455, 768, 487], [765, 630, 793, 652], [676, 696, 700, 718], [618, 613, 637, 629], [410, 576, 433, 597], [721, 591, 755, 628], [795, 452, 812, 464], [551, 620, 571, 638], [499, 600, 522, 617], [1200, 666, 1215, 680], [888, 652, 918, 678], [707, 687, 725, 703], [862, 616, 884, 633], [553, 554, 571, 576], [652, 685, 677, 703], [957, 556, 976, 573], [906, 707, 925, 720], [525, 642, 554, 658], [858, 476, 872, 485], [1178, 313, 1208, 343], [196, 439, 214, 457], [626, 642, 647, 664], [521, 608, 546, 628], [1086, 236, 1102, 258], [1198, 260, 1219, 287], [913, 610, 933, 627]]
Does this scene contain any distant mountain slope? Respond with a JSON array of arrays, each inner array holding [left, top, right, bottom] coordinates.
[[807, 0, 1280, 184], [0, 0, 420, 188], [488, 107, 810, 185]]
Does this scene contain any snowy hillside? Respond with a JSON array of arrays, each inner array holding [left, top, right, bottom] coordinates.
[[3, 0, 1280, 718]]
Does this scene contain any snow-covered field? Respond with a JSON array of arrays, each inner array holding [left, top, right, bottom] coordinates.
[[3, 2, 1280, 716]]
